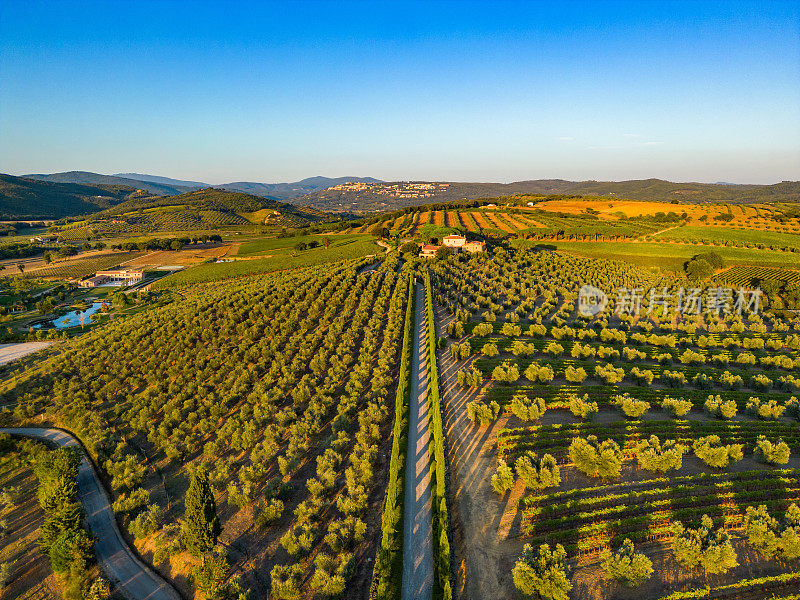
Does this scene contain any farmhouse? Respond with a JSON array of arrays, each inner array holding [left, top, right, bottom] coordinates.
[[79, 268, 144, 287], [463, 240, 486, 253], [419, 244, 440, 258], [443, 235, 467, 249]]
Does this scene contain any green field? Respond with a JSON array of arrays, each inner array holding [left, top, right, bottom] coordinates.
[[236, 233, 370, 256], [653, 226, 800, 248], [154, 235, 381, 287], [544, 241, 800, 271]]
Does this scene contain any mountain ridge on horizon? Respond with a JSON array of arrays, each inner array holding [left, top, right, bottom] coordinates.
[[25, 171, 383, 200], [16, 170, 800, 215]]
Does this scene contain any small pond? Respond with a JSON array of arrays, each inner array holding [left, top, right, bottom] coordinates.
[[35, 302, 106, 329]]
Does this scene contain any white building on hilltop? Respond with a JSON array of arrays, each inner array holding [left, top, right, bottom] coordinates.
[[442, 235, 467, 249]]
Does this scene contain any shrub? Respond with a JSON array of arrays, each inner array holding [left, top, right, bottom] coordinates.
[[744, 503, 800, 560], [500, 323, 521, 337], [671, 515, 737, 574], [511, 340, 537, 357], [661, 396, 692, 417], [512, 543, 571, 600], [255, 498, 283, 528], [271, 564, 303, 600], [311, 552, 353, 596], [787, 396, 800, 420], [611, 393, 650, 419], [544, 342, 564, 356], [527, 323, 547, 337], [128, 504, 164, 539], [568, 394, 598, 420], [661, 370, 688, 388], [457, 365, 483, 388], [449, 342, 471, 360], [466, 400, 501, 426], [679, 349, 706, 365], [492, 363, 520, 384], [656, 352, 673, 365], [524, 363, 554, 383], [629, 366, 654, 386], [491, 459, 515, 495], [509, 394, 546, 422], [635, 435, 686, 472], [564, 365, 587, 383], [112, 487, 150, 517], [692, 372, 714, 389], [473, 322, 493, 336], [751, 374, 774, 392], [754, 435, 791, 465], [704, 395, 737, 419], [481, 343, 499, 357], [571, 343, 595, 359], [569, 435, 622, 479], [746, 396, 785, 420], [600, 538, 653, 587], [514, 452, 560, 491], [718, 370, 743, 390], [693, 435, 743, 468], [595, 363, 624, 384]]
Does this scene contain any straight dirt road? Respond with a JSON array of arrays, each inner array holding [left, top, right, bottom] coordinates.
[[401, 283, 433, 600], [1, 427, 182, 600]]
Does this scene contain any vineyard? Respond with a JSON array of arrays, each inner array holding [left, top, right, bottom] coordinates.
[[21, 251, 144, 280], [2, 254, 410, 599], [153, 235, 381, 288], [430, 247, 800, 599], [715, 265, 800, 289]]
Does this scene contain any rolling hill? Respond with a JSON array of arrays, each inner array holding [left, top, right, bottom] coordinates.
[[220, 176, 382, 199], [295, 178, 800, 213], [50, 187, 335, 238], [0, 173, 143, 219], [24, 171, 382, 200], [23, 171, 197, 196]]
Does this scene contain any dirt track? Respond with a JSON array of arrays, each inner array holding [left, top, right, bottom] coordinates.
[[401, 283, 433, 600], [435, 307, 524, 599], [0, 341, 55, 365]]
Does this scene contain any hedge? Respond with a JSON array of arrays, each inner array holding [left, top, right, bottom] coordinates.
[[370, 274, 414, 599], [424, 271, 454, 600]]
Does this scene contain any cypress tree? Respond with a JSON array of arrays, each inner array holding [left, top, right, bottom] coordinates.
[[183, 467, 221, 555]]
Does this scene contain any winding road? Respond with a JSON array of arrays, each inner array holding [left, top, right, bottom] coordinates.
[[400, 283, 433, 600], [1, 427, 182, 600]]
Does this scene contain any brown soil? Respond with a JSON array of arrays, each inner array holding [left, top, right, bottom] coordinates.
[[0, 444, 61, 600], [435, 306, 800, 600]]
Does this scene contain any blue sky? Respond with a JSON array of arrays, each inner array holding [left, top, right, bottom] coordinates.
[[1, 0, 798, 184]]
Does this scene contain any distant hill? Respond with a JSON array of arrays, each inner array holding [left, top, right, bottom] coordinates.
[[0, 173, 142, 219], [295, 178, 800, 213], [25, 171, 381, 200], [50, 187, 336, 237], [24, 171, 196, 196], [219, 176, 382, 199], [114, 173, 210, 188]]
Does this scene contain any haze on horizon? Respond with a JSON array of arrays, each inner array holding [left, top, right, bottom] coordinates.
[[1, 0, 798, 185]]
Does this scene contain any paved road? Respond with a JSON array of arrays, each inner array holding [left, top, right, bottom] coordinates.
[[1, 427, 182, 600], [401, 283, 433, 600]]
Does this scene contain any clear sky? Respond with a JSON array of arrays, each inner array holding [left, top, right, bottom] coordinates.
[[1, 0, 798, 184]]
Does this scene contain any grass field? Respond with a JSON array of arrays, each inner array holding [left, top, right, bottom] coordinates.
[[235, 233, 370, 256], [154, 235, 380, 287], [543, 241, 800, 271], [653, 226, 800, 247]]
